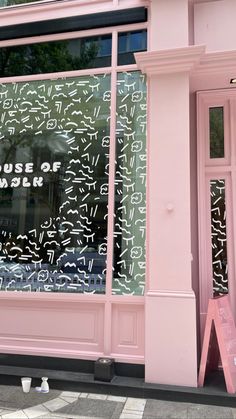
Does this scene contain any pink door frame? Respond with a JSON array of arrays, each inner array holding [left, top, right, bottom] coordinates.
[[0, 18, 148, 364], [197, 89, 236, 339]]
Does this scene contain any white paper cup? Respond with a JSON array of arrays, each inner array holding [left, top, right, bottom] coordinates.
[[21, 377, 32, 393]]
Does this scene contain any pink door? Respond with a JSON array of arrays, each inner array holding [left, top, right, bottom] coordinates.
[[198, 90, 236, 337]]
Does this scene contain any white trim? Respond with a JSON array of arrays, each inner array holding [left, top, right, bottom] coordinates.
[[146, 290, 196, 299], [0, 0, 149, 26]]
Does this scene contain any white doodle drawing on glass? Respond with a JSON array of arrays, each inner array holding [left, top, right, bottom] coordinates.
[[0, 75, 111, 293], [113, 72, 146, 295]]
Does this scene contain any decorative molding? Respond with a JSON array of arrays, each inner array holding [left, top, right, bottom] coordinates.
[[112, 304, 144, 356], [146, 290, 196, 299], [193, 49, 236, 76], [0, 0, 111, 23], [135, 45, 205, 76], [190, 0, 220, 3], [0, 0, 149, 26], [0, 291, 106, 305]]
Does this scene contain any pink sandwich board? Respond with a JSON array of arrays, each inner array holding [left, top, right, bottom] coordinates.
[[198, 295, 236, 393]]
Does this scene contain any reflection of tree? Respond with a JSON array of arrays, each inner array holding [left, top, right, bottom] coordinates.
[[0, 0, 40, 5], [0, 132, 65, 216], [0, 41, 99, 76], [210, 107, 224, 158], [1, 133, 31, 164]]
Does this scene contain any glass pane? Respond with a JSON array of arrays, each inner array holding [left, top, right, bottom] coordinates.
[[210, 179, 228, 295], [129, 31, 144, 51], [0, 74, 111, 293], [209, 107, 224, 159], [118, 30, 147, 66], [113, 71, 146, 295], [0, 0, 43, 6], [0, 35, 112, 77]]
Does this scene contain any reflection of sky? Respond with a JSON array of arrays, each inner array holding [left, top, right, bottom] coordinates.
[[118, 30, 147, 53]]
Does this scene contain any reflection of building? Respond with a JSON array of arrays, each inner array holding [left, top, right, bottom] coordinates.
[[0, 0, 235, 390], [0, 265, 106, 293]]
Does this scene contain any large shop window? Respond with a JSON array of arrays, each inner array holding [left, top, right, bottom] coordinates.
[[0, 32, 147, 294]]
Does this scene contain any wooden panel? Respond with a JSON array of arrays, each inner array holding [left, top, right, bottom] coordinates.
[[111, 304, 144, 357], [0, 300, 104, 357]]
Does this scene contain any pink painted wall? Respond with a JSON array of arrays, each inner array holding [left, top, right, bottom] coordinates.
[[188, 1, 194, 46], [1, 0, 236, 387], [189, 92, 200, 360], [141, 0, 199, 387], [150, 0, 189, 50], [192, 0, 236, 353], [194, 0, 236, 52]]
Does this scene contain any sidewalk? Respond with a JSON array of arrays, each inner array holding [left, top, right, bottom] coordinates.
[[0, 384, 236, 419]]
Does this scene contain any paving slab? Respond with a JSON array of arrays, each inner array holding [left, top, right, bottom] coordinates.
[[143, 399, 188, 419], [1, 381, 236, 419], [55, 397, 125, 418], [187, 403, 234, 419], [0, 385, 61, 410]]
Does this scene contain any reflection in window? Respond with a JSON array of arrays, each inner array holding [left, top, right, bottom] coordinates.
[[210, 107, 224, 159], [0, 0, 43, 6], [0, 75, 110, 293], [210, 179, 228, 295], [118, 30, 147, 65], [113, 72, 146, 295], [0, 35, 112, 77], [0, 31, 147, 76]]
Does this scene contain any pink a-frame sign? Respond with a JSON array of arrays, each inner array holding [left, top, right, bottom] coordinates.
[[198, 295, 236, 393]]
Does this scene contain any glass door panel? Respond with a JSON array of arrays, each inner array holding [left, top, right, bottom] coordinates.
[[210, 179, 228, 295], [113, 71, 146, 295]]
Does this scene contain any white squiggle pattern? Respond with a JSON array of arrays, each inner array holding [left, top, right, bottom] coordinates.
[[0, 74, 110, 293], [210, 179, 228, 295], [113, 72, 146, 295]]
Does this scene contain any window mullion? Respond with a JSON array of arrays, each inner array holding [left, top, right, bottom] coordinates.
[[105, 30, 117, 296]]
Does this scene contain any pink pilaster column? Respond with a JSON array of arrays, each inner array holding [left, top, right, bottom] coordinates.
[[135, 45, 205, 386], [133, 0, 204, 387]]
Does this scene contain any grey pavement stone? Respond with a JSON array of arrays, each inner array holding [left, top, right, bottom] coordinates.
[[55, 398, 125, 418], [124, 398, 146, 412], [107, 396, 126, 403], [23, 403, 50, 418], [120, 411, 143, 419], [143, 399, 188, 418], [0, 410, 15, 416], [88, 394, 107, 401], [37, 416, 73, 419], [2, 410, 28, 419], [0, 385, 61, 410], [43, 398, 69, 412], [37, 416, 74, 419], [187, 403, 234, 419]]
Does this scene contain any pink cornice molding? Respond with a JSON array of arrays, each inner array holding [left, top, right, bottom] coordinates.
[[190, 0, 221, 3], [193, 50, 236, 76], [135, 45, 206, 76]]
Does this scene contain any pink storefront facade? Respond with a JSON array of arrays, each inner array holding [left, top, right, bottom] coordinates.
[[0, 0, 234, 388]]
